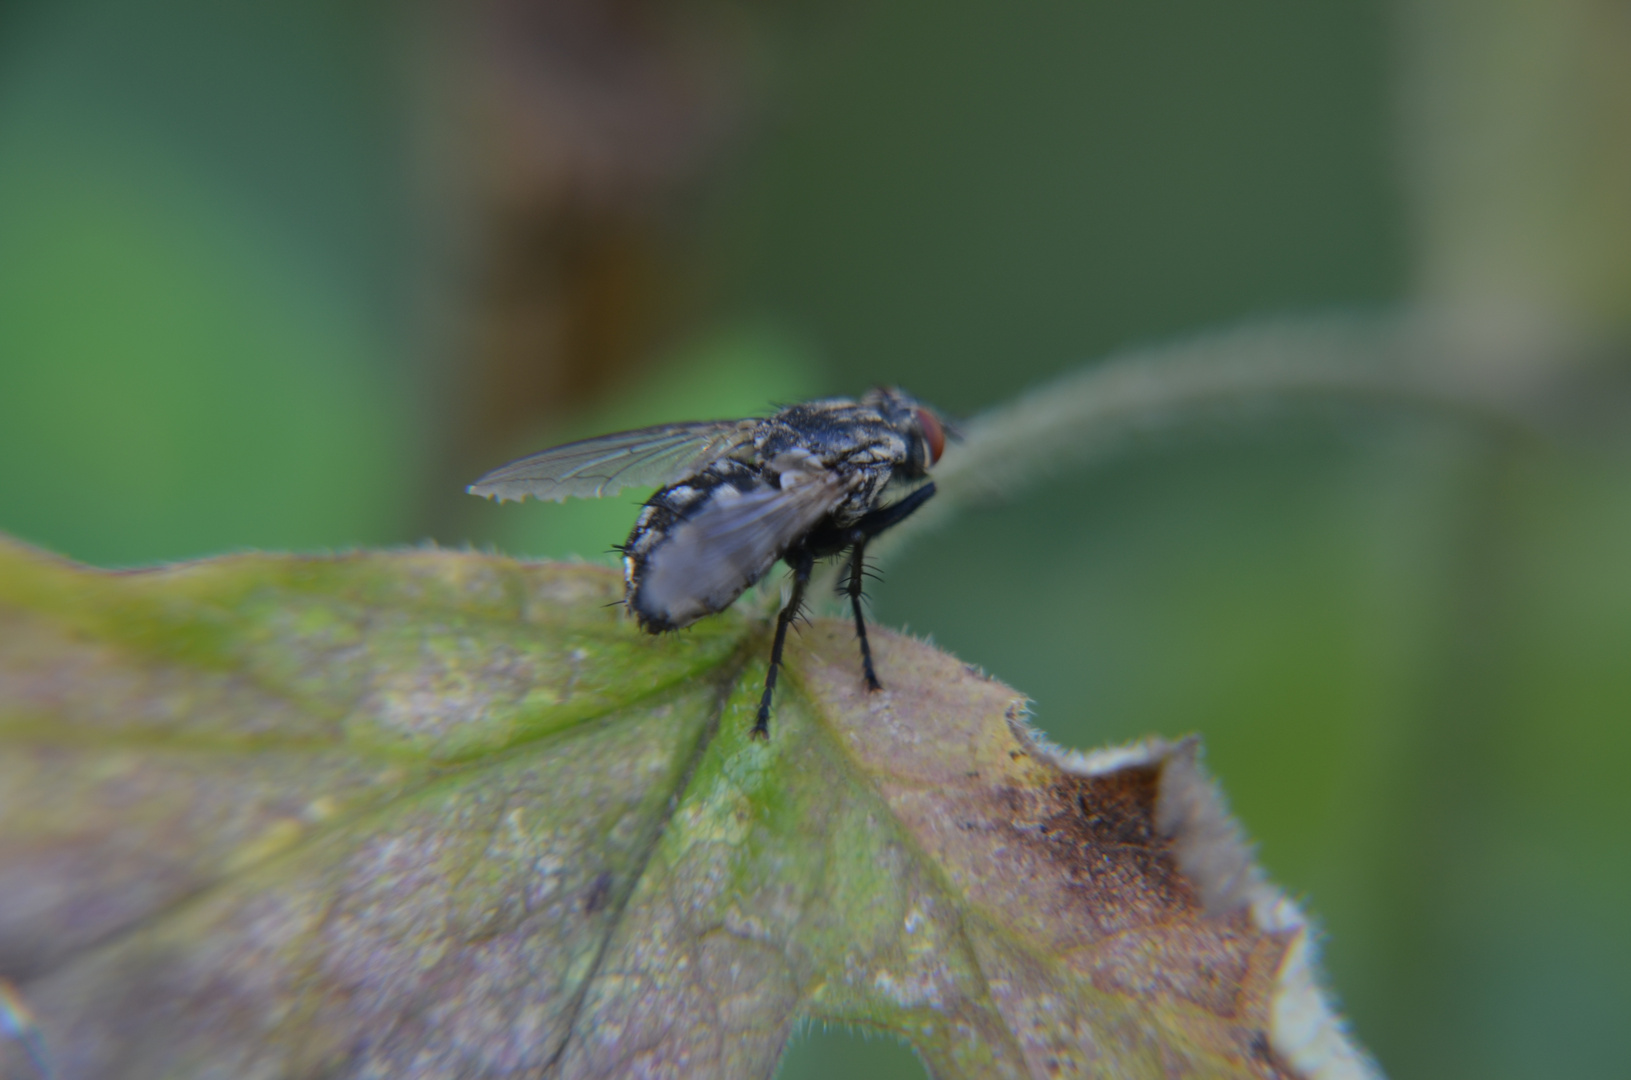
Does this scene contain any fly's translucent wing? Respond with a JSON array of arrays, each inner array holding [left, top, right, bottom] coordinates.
[[632, 465, 854, 628], [467, 420, 757, 503]]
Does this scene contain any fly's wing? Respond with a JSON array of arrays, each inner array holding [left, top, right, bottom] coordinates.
[[632, 465, 853, 628], [467, 420, 757, 503]]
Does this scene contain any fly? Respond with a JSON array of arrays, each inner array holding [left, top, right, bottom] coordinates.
[[468, 387, 951, 738]]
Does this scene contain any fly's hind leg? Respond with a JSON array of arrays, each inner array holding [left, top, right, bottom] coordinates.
[[754, 547, 815, 740], [843, 481, 938, 693]]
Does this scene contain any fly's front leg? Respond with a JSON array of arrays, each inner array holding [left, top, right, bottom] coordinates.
[[842, 481, 937, 693], [844, 541, 881, 691], [754, 548, 815, 740], [852, 481, 937, 538]]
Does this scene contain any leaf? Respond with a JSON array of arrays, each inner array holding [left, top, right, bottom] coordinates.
[[0, 536, 1377, 1079]]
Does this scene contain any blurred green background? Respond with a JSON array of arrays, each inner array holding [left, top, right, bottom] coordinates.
[[2, 2, 1628, 1078]]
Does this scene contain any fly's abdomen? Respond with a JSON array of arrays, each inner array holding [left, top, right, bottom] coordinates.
[[625, 517, 773, 631], [623, 459, 850, 632]]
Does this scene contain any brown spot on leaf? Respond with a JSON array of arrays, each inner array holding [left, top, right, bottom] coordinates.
[[995, 764, 1199, 937]]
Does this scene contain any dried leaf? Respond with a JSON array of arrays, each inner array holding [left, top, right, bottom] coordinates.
[[0, 537, 1377, 1079]]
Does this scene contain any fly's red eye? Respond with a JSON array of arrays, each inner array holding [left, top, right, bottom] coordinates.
[[915, 407, 945, 465]]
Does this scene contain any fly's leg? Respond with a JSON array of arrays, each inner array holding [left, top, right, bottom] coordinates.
[[754, 547, 815, 740], [853, 481, 937, 536], [844, 541, 881, 691], [840, 481, 938, 693]]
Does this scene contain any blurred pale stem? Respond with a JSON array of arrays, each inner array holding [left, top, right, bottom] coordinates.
[[852, 315, 1535, 581]]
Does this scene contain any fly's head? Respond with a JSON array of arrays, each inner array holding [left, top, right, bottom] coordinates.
[[862, 387, 954, 477]]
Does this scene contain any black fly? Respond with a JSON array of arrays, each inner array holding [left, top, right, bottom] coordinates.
[[468, 388, 950, 738]]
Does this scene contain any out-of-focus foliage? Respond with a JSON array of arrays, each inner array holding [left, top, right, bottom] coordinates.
[[0, 1, 418, 566], [0, 0, 1628, 1078]]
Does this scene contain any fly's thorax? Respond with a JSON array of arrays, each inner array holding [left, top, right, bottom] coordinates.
[[760, 440, 893, 526], [760, 445, 840, 491], [827, 465, 896, 525], [760, 404, 913, 472]]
